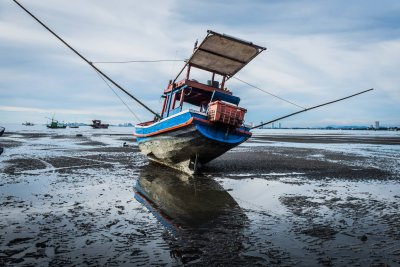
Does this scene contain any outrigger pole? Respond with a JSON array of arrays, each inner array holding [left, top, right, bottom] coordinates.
[[13, 0, 160, 118], [251, 88, 374, 129]]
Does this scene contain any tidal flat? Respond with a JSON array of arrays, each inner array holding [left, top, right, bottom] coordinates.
[[0, 127, 399, 266]]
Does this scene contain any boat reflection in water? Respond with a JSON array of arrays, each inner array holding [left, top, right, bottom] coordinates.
[[134, 164, 247, 265]]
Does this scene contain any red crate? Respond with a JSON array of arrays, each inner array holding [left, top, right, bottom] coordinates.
[[208, 101, 247, 126]]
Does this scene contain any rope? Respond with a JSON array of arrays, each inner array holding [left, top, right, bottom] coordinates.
[[93, 69, 142, 123], [13, 0, 159, 118], [232, 76, 306, 110], [251, 88, 373, 129], [92, 59, 186, 64]]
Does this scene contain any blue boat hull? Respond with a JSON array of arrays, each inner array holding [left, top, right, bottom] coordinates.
[[135, 110, 251, 173]]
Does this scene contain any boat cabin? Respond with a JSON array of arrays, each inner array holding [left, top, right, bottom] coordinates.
[[160, 30, 265, 127]]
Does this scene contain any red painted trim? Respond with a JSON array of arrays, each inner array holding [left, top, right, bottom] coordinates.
[[192, 117, 251, 136], [236, 129, 252, 136], [164, 79, 232, 95], [137, 120, 155, 127], [134, 117, 194, 137], [161, 96, 167, 117], [171, 93, 177, 109], [192, 117, 211, 124], [134, 114, 251, 138], [179, 88, 185, 106]]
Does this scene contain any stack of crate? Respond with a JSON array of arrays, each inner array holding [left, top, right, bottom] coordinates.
[[207, 101, 246, 126]]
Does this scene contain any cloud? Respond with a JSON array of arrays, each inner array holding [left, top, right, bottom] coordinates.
[[0, 104, 136, 117], [1, 0, 399, 126]]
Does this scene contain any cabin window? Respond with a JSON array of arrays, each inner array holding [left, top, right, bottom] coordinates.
[[181, 102, 199, 112], [165, 91, 184, 117]]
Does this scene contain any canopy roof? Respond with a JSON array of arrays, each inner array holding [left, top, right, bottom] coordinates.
[[187, 30, 266, 78]]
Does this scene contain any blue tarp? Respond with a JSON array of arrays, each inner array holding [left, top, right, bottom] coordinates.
[[210, 91, 240, 105]]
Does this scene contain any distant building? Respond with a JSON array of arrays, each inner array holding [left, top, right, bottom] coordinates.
[[272, 122, 274, 129], [279, 123, 281, 129], [375, 121, 380, 129]]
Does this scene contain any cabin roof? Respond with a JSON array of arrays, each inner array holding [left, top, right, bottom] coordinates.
[[164, 79, 234, 107], [187, 30, 266, 78]]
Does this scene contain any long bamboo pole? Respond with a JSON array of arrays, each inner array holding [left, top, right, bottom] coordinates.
[[13, 0, 160, 118], [251, 88, 373, 129]]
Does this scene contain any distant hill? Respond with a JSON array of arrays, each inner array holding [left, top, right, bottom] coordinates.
[[325, 125, 369, 130]]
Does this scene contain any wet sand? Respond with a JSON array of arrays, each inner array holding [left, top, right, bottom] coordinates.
[[0, 130, 399, 266]]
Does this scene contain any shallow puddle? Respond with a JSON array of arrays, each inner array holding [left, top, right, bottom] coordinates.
[[1, 128, 399, 265]]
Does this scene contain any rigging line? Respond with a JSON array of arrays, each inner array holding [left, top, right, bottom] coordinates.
[[169, 50, 181, 79], [232, 76, 306, 110], [251, 88, 374, 130], [13, 0, 160, 118], [92, 59, 186, 64], [93, 69, 142, 123]]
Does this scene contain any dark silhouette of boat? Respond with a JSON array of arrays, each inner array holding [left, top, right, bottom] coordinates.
[[69, 123, 79, 128], [134, 164, 247, 264], [46, 117, 66, 129], [90, 120, 109, 129], [22, 122, 34, 126], [0, 126, 5, 155]]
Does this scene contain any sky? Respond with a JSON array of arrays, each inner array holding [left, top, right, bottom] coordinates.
[[1, 0, 399, 127]]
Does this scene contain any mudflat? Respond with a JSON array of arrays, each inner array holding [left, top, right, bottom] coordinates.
[[1, 130, 399, 266]]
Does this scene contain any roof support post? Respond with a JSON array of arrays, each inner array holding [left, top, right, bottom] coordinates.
[[171, 92, 177, 109], [165, 90, 174, 117], [186, 65, 191, 80], [179, 88, 185, 107], [161, 95, 168, 118], [221, 75, 226, 90]]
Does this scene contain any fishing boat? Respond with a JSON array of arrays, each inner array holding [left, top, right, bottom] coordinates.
[[0, 126, 4, 155], [22, 122, 34, 126], [68, 122, 80, 128], [14, 1, 373, 174], [134, 31, 266, 173], [90, 119, 109, 129], [46, 118, 67, 129]]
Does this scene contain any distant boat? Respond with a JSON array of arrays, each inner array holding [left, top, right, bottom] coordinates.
[[46, 118, 67, 129], [69, 123, 79, 128], [22, 122, 34, 126], [90, 120, 109, 129], [0, 126, 4, 155], [67, 122, 80, 128]]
